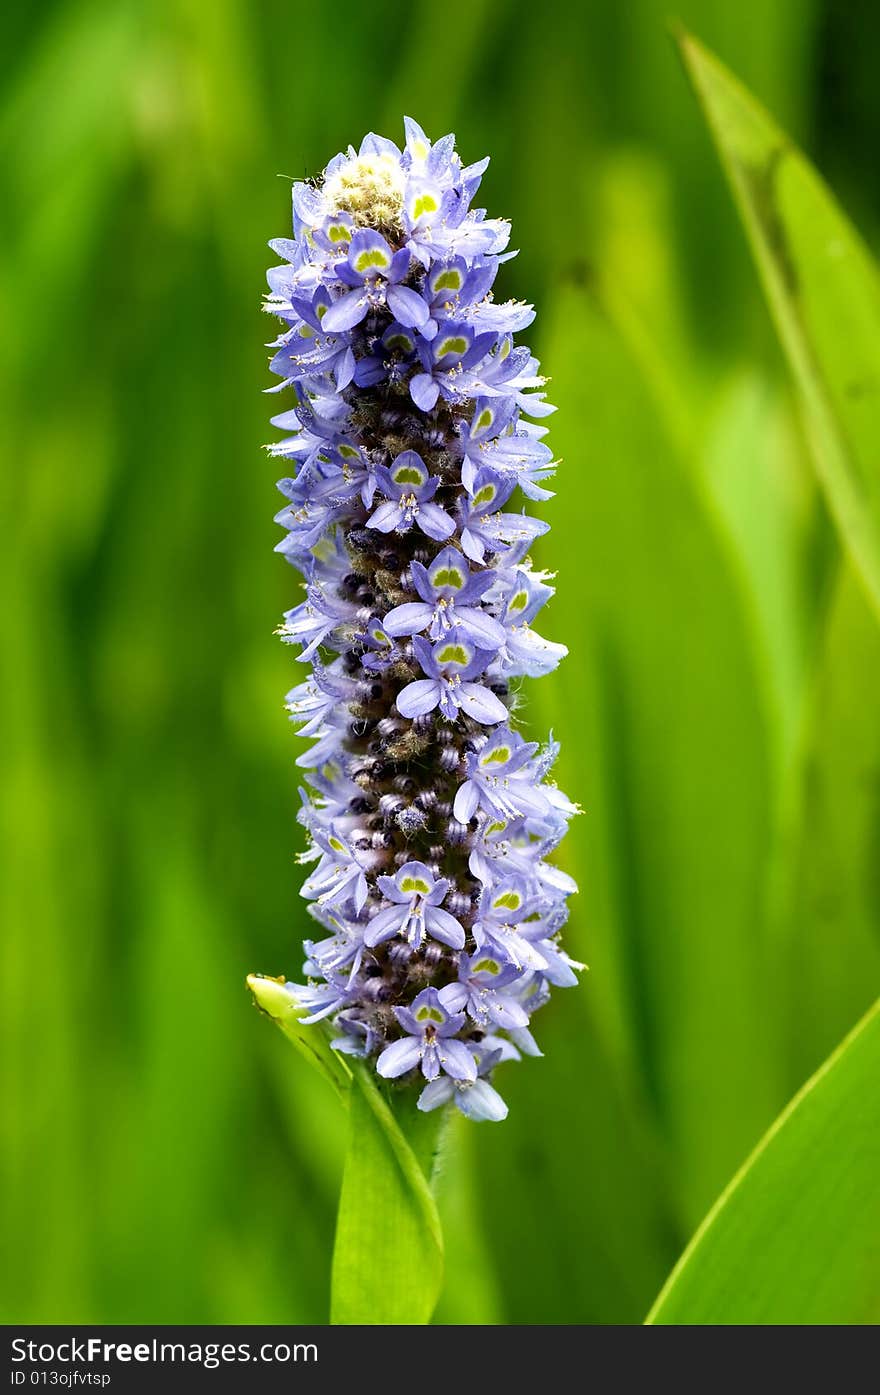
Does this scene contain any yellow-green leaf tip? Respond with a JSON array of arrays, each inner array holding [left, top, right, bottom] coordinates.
[[247, 972, 296, 1020]]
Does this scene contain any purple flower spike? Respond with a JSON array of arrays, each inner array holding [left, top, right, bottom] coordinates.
[[257, 119, 581, 1121]]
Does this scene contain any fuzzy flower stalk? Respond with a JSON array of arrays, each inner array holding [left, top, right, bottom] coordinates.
[[258, 120, 581, 1123]]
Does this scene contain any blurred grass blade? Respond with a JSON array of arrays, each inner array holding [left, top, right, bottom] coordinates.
[[536, 282, 778, 1226], [677, 30, 880, 618], [647, 996, 880, 1324], [776, 568, 880, 1085], [247, 975, 352, 1102], [331, 1068, 445, 1325]]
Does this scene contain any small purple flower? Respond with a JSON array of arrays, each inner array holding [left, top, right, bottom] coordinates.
[[421, 257, 496, 338], [365, 861, 465, 950], [365, 451, 455, 540], [453, 726, 552, 823], [409, 320, 497, 411], [472, 874, 550, 972], [417, 1048, 508, 1121], [269, 284, 357, 392], [383, 545, 505, 647], [322, 230, 429, 333], [376, 988, 478, 1082], [396, 635, 507, 724], [439, 952, 530, 1029], [360, 616, 398, 672], [300, 824, 370, 913], [354, 319, 420, 387], [331, 1015, 380, 1058], [286, 975, 355, 1025], [459, 469, 548, 564], [494, 568, 567, 678]]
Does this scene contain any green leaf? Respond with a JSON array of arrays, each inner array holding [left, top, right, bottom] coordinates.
[[776, 568, 880, 1086], [647, 996, 880, 1324], [701, 372, 831, 769], [246, 974, 352, 1102], [677, 29, 880, 619], [330, 1067, 445, 1325], [248, 979, 446, 1324]]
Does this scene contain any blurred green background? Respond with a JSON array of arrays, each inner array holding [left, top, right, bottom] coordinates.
[[2, 0, 879, 1325]]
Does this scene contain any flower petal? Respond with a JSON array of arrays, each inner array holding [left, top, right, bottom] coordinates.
[[364, 905, 405, 947], [322, 288, 368, 333], [458, 682, 508, 724], [456, 606, 507, 648], [417, 503, 456, 541], [396, 679, 440, 718], [438, 982, 468, 1013], [424, 904, 466, 949], [417, 1078, 455, 1113], [460, 527, 484, 563], [387, 283, 430, 329], [439, 1039, 478, 1082], [486, 994, 530, 1029], [453, 779, 480, 823], [365, 500, 401, 533], [410, 373, 440, 412], [383, 602, 434, 636], [456, 1079, 508, 1122], [376, 1037, 422, 1078]]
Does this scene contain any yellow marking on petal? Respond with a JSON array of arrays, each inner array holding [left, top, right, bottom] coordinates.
[[436, 335, 469, 358], [412, 193, 439, 219], [354, 247, 391, 273], [415, 1005, 445, 1022], [481, 746, 511, 766], [475, 408, 493, 430], [509, 590, 528, 612], [474, 958, 501, 975], [436, 644, 469, 666], [432, 269, 463, 292], [473, 485, 496, 507], [493, 891, 522, 911], [400, 876, 431, 895], [393, 464, 425, 486], [432, 566, 465, 590]]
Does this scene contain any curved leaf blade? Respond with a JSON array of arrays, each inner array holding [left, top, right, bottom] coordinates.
[[678, 30, 880, 618], [247, 974, 352, 1102], [779, 569, 880, 1086], [331, 1068, 445, 1325], [646, 997, 880, 1324], [249, 977, 445, 1323]]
